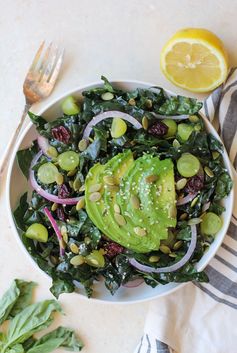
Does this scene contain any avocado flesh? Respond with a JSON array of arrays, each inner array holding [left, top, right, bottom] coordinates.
[[85, 151, 176, 253]]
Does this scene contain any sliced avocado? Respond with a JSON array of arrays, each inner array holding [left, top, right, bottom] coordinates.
[[85, 151, 176, 253]]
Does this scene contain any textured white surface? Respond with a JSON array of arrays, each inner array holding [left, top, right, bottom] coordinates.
[[1, 1, 237, 352]]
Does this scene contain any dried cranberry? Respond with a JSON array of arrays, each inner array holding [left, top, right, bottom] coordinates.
[[51, 126, 71, 144], [185, 175, 204, 193], [104, 242, 124, 258], [56, 206, 66, 221], [58, 184, 70, 199], [148, 121, 168, 136]]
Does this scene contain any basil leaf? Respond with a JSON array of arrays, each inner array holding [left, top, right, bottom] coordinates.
[[9, 280, 36, 318], [0, 281, 20, 325], [6, 344, 24, 353], [27, 326, 83, 353], [6, 300, 61, 346]]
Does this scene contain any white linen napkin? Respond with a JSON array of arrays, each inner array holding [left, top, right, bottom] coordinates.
[[134, 69, 237, 353]]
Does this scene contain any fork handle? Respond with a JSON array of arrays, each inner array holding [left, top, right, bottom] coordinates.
[[0, 103, 31, 178]]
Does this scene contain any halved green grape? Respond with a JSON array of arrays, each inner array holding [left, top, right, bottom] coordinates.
[[177, 153, 200, 177], [85, 250, 105, 268], [162, 119, 177, 137], [61, 96, 81, 115], [26, 223, 48, 242], [201, 212, 222, 235], [111, 118, 127, 138], [177, 123, 194, 141], [38, 162, 59, 184], [58, 151, 79, 171], [101, 92, 114, 101]]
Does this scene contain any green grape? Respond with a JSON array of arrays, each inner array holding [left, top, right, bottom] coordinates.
[[26, 223, 48, 242], [177, 153, 200, 177], [61, 96, 81, 115], [85, 250, 105, 268], [162, 119, 177, 137], [201, 212, 222, 235], [38, 162, 59, 184], [177, 123, 194, 141], [111, 118, 127, 138], [58, 151, 79, 171]]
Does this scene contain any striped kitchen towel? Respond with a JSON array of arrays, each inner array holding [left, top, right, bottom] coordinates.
[[134, 68, 237, 353]]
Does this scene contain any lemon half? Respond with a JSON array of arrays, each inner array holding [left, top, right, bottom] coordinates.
[[160, 28, 228, 92]]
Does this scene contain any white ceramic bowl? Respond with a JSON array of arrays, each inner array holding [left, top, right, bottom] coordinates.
[[6, 80, 234, 303]]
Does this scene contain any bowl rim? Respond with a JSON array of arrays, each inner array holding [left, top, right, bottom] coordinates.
[[6, 79, 234, 304]]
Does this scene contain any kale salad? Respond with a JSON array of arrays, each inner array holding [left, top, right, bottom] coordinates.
[[14, 77, 233, 298]]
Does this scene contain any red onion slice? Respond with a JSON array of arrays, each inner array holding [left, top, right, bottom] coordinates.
[[29, 151, 82, 205], [44, 207, 65, 257], [37, 136, 51, 157], [83, 110, 142, 139], [129, 225, 197, 273], [123, 278, 144, 288], [176, 192, 198, 206], [152, 113, 189, 120]]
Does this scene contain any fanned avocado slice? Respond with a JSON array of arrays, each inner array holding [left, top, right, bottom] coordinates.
[[85, 150, 176, 253]]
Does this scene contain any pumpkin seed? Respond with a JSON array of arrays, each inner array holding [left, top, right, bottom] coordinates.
[[106, 185, 119, 192], [103, 175, 117, 185], [176, 178, 187, 190], [114, 213, 126, 226], [84, 236, 91, 245], [62, 232, 68, 244], [69, 180, 74, 188], [51, 202, 58, 212], [189, 115, 199, 123], [128, 98, 136, 106], [55, 173, 64, 185], [142, 116, 149, 130], [204, 166, 214, 177], [78, 139, 89, 152], [173, 139, 180, 148], [130, 195, 140, 209], [46, 146, 58, 158], [89, 183, 102, 193], [79, 184, 85, 192], [149, 255, 160, 263], [70, 255, 85, 266], [146, 99, 152, 108], [89, 192, 101, 202], [169, 252, 177, 258], [134, 227, 146, 236], [212, 151, 220, 160], [101, 92, 114, 101], [191, 196, 199, 207], [160, 245, 171, 254], [194, 124, 201, 131], [59, 239, 66, 250], [50, 255, 59, 265], [73, 178, 82, 191], [67, 169, 77, 177], [179, 213, 188, 220], [173, 240, 183, 250], [145, 174, 158, 184], [70, 243, 79, 254], [76, 197, 85, 211], [188, 218, 202, 225], [114, 204, 120, 214]]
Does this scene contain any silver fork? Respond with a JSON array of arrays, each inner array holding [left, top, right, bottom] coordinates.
[[0, 41, 64, 177]]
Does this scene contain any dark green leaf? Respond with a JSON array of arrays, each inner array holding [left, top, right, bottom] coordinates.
[[16, 143, 38, 178], [27, 326, 83, 353], [158, 95, 202, 115]]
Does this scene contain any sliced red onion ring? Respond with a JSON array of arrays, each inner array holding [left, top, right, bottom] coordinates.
[[44, 207, 65, 257], [83, 110, 142, 139], [152, 113, 189, 120], [123, 278, 144, 288], [37, 136, 51, 157], [176, 192, 198, 206], [29, 151, 82, 205], [129, 225, 197, 273]]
